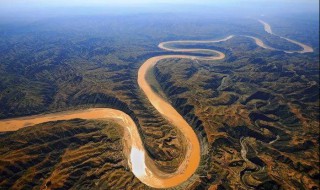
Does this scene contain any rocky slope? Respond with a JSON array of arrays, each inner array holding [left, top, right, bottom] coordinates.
[[154, 36, 319, 189], [0, 119, 148, 189]]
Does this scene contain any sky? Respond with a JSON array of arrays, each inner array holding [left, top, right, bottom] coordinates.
[[1, 0, 319, 7], [0, 0, 318, 21]]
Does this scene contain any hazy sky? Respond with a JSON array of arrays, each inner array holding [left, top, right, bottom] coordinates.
[[0, 0, 318, 21], [1, 0, 319, 6]]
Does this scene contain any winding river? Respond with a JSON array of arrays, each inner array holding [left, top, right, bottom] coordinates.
[[0, 20, 313, 188]]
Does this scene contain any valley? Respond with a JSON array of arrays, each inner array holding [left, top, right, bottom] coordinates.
[[0, 5, 319, 189]]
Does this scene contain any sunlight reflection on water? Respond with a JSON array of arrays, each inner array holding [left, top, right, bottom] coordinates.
[[131, 147, 147, 177]]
